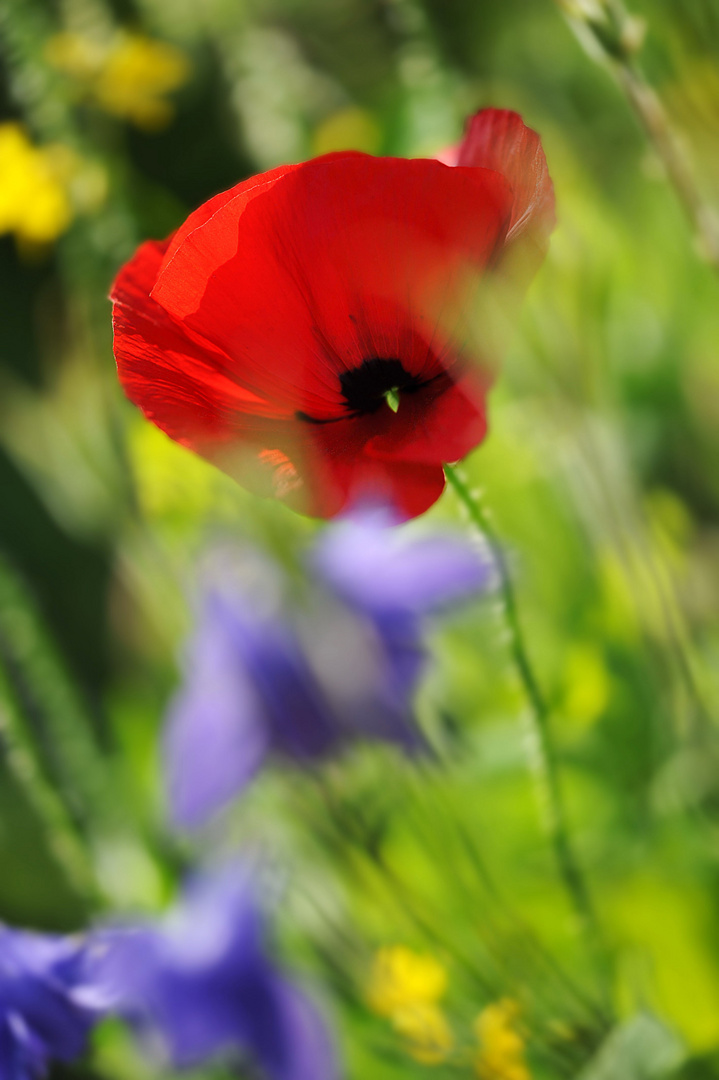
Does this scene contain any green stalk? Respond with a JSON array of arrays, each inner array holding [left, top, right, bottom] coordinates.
[[555, 0, 719, 270], [444, 465, 605, 964], [0, 673, 99, 906]]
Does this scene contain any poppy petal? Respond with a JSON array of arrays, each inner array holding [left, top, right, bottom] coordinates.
[[299, 417, 448, 517], [365, 375, 488, 465], [229, 419, 445, 518], [150, 154, 513, 413], [347, 456, 447, 520], [112, 239, 278, 451], [456, 109, 555, 246], [157, 161, 304, 276], [112, 116, 553, 521]]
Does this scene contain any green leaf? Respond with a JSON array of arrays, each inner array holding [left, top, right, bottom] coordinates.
[[0, 553, 109, 832], [0, 555, 167, 910], [0, 664, 98, 905], [673, 1050, 719, 1079], [577, 1014, 685, 1080]]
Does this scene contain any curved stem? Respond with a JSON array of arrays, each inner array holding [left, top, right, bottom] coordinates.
[[444, 465, 606, 968], [556, 0, 719, 271]]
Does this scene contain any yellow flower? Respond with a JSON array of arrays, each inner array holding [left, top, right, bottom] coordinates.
[[367, 946, 448, 1017], [95, 34, 189, 129], [367, 947, 453, 1066], [474, 999, 531, 1080], [47, 31, 189, 130], [392, 1003, 454, 1065], [0, 124, 74, 244]]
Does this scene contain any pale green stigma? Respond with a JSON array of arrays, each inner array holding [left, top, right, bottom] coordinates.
[[385, 387, 400, 413]]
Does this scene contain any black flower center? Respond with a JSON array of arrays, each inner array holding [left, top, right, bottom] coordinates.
[[295, 357, 429, 425], [339, 357, 420, 416]]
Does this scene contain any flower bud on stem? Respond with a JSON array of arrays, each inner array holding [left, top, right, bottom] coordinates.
[[557, 0, 719, 271]]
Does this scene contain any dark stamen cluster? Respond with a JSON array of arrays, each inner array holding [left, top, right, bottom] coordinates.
[[339, 357, 420, 415], [296, 357, 423, 424]]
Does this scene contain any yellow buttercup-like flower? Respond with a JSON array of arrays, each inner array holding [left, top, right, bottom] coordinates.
[[367, 947, 453, 1066], [474, 999, 531, 1080], [0, 124, 74, 244], [47, 31, 189, 130], [94, 34, 189, 129], [392, 1003, 454, 1065], [367, 946, 448, 1017]]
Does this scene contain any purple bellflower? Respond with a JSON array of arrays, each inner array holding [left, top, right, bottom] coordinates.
[[311, 509, 492, 703], [85, 863, 336, 1080], [166, 511, 489, 828], [0, 926, 98, 1079]]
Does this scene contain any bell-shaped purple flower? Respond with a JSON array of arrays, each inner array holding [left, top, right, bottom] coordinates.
[[166, 513, 489, 828], [85, 864, 337, 1080], [0, 926, 98, 1079], [311, 509, 491, 703], [311, 509, 490, 619]]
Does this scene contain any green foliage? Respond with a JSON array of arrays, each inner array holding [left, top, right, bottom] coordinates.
[[2, 0, 719, 1076], [577, 1014, 683, 1080]]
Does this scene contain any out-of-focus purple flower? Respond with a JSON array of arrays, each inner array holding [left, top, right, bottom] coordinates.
[[165, 566, 349, 830], [0, 926, 98, 1079], [85, 864, 337, 1080], [311, 508, 490, 619], [166, 512, 489, 828], [311, 509, 491, 702]]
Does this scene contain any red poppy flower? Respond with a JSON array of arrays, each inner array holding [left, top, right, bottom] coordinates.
[[112, 108, 554, 518]]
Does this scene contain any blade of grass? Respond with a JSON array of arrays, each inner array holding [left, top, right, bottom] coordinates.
[[0, 664, 99, 905], [444, 464, 611, 999], [555, 0, 719, 270]]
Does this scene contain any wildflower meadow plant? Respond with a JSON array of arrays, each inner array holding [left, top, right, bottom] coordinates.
[[0, 125, 75, 246], [5, 2, 719, 1075], [165, 511, 490, 828], [367, 945, 453, 1065], [0, 866, 336, 1080], [111, 109, 554, 518], [86, 864, 336, 1080], [0, 927, 98, 1078], [47, 32, 190, 130]]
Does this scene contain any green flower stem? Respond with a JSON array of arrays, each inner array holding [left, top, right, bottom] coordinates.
[[444, 465, 605, 962], [616, 63, 719, 268], [556, 0, 719, 270]]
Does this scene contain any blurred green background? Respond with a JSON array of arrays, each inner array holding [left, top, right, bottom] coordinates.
[[1, 0, 719, 1077]]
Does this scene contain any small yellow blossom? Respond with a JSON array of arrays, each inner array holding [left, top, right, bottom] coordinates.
[[95, 35, 189, 129], [367, 946, 448, 1017], [0, 124, 74, 244], [47, 31, 189, 130], [474, 999, 531, 1080], [392, 1003, 453, 1065], [367, 947, 453, 1066]]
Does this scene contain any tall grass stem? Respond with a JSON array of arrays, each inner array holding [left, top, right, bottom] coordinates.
[[445, 464, 609, 985], [557, 0, 719, 270]]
